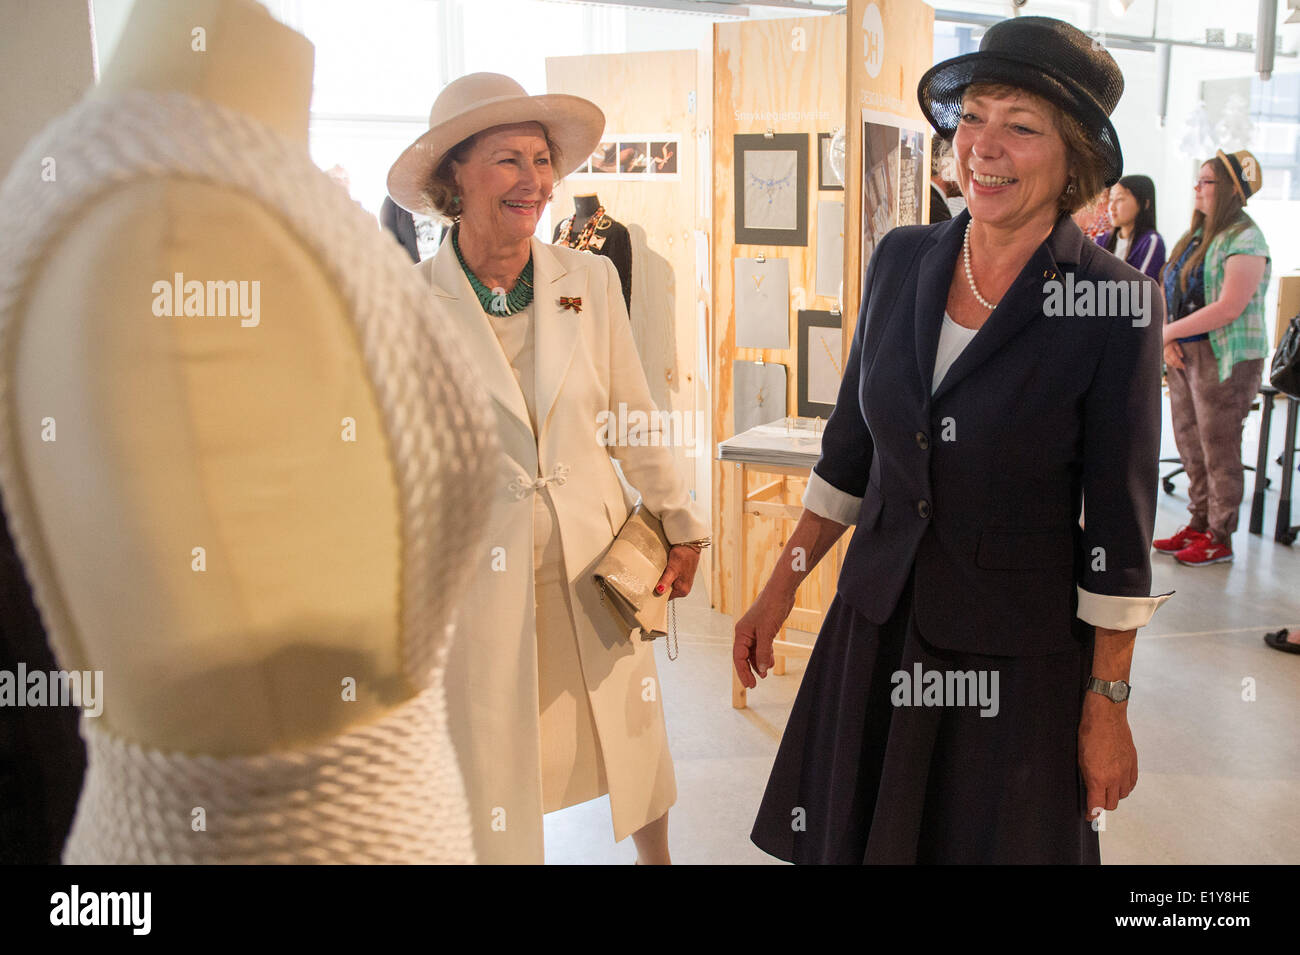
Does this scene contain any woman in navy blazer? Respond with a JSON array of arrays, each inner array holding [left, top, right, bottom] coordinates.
[[735, 17, 1171, 864]]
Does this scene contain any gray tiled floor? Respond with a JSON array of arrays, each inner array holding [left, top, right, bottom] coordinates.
[[543, 395, 1300, 864]]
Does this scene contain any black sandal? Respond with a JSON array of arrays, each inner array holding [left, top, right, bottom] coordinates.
[[1263, 629, 1300, 654]]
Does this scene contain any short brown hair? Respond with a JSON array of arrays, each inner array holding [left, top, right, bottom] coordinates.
[[422, 127, 565, 224], [962, 82, 1109, 215]]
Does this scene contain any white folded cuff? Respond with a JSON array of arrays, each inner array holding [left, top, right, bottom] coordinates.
[[1077, 587, 1174, 630], [802, 470, 861, 526]]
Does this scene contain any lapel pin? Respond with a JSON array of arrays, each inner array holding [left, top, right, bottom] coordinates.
[[559, 296, 583, 314]]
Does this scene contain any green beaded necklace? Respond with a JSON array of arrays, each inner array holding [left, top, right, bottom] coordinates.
[[452, 226, 534, 316]]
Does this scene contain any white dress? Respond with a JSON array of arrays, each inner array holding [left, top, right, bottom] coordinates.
[[0, 91, 493, 863]]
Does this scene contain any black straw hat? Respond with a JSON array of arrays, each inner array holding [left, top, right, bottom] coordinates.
[[918, 16, 1125, 186]]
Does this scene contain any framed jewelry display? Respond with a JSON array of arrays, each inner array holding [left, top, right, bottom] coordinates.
[[732, 360, 788, 435], [734, 133, 809, 246], [734, 256, 790, 349], [817, 132, 843, 192], [797, 310, 843, 419]]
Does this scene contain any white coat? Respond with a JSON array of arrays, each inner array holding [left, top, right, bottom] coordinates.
[[421, 235, 709, 864]]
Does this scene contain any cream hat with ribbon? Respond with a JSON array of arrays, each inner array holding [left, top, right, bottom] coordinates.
[[1214, 148, 1263, 205], [387, 72, 604, 216]]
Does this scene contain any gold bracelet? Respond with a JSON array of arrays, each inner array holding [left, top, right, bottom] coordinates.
[[674, 538, 712, 552]]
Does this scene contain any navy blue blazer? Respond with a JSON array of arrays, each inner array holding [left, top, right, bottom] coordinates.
[[817, 211, 1165, 656]]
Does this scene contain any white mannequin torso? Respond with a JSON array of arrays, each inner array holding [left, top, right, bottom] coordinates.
[[11, 0, 402, 754]]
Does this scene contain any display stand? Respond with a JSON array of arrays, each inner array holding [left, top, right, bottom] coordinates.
[[710, 3, 933, 701], [711, 14, 847, 634], [719, 420, 845, 708]]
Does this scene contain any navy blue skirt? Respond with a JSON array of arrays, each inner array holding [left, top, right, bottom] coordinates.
[[750, 575, 1101, 864]]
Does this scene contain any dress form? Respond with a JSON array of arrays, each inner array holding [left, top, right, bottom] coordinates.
[[553, 192, 633, 311], [570, 192, 603, 234], [10, 0, 404, 755]]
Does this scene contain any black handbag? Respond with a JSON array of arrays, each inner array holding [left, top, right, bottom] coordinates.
[[1270, 312, 1300, 399]]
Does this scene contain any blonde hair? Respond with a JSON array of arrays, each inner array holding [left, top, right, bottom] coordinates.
[[422, 126, 564, 224], [961, 82, 1109, 215]]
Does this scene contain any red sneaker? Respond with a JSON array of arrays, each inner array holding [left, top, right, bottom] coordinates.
[[1153, 525, 1208, 554], [1174, 535, 1233, 566]]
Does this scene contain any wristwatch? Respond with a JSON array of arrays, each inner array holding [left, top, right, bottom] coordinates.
[[1087, 677, 1131, 703]]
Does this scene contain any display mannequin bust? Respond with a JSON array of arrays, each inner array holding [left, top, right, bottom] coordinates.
[[553, 191, 633, 311], [11, 0, 403, 755]]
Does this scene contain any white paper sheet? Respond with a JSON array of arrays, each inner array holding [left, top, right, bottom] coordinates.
[[743, 149, 799, 231], [815, 199, 844, 300], [734, 257, 790, 349]]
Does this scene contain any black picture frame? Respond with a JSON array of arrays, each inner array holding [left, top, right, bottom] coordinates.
[[797, 309, 842, 420], [817, 132, 843, 192], [734, 133, 809, 247]]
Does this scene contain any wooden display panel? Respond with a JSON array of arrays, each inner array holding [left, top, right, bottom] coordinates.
[[547, 49, 714, 593], [843, 0, 935, 361], [711, 15, 846, 616]]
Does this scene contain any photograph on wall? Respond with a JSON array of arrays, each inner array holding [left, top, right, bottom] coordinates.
[[797, 310, 842, 419], [648, 140, 678, 175], [734, 256, 790, 349], [815, 199, 844, 300], [618, 141, 649, 174], [898, 129, 924, 227], [570, 135, 680, 181], [818, 132, 844, 191], [860, 109, 930, 268], [590, 141, 618, 174], [734, 133, 809, 246], [733, 360, 788, 435]]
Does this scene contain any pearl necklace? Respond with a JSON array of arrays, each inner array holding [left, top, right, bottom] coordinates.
[[963, 220, 997, 311]]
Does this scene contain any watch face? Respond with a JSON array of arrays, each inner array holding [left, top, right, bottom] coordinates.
[[1113, 681, 1131, 702]]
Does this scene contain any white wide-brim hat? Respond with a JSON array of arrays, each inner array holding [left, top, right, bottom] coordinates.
[[387, 72, 605, 216]]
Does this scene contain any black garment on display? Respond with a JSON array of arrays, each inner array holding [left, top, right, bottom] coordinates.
[[0, 493, 85, 863], [928, 183, 953, 223], [380, 196, 421, 263], [553, 194, 633, 313]]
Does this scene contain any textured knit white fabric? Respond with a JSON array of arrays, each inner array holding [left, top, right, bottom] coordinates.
[[0, 91, 495, 863]]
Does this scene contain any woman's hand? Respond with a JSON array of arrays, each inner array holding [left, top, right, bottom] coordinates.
[[1163, 340, 1184, 370], [733, 588, 796, 689], [1078, 695, 1138, 823], [655, 545, 700, 599]]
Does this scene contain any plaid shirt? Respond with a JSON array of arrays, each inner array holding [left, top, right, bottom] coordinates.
[[1203, 214, 1271, 382]]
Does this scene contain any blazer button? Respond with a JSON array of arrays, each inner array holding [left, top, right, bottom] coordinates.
[[916, 499, 932, 519], [915, 431, 930, 450]]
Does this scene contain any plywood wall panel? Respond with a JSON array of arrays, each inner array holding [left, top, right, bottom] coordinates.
[[844, 0, 935, 360], [546, 49, 714, 595], [711, 16, 846, 615]]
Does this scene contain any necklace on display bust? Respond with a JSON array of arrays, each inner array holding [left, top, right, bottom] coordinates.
[[962, 219, 998, 312], [453, 226, 534, 316], [556, 206, 607, 251]]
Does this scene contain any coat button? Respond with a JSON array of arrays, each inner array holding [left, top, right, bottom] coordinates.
[[917, 499, 932, 519], [915, 431, 929, 450]]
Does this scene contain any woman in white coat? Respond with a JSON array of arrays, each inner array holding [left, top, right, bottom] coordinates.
[[388, 74, 710, 865]]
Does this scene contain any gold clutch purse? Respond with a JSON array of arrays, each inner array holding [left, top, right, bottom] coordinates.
[[593, 502, 674, 652]]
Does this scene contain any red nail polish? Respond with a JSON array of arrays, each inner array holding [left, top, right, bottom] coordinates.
[[655, 585, 664, 595]]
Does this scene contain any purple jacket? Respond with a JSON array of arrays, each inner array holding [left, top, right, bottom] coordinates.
[[1096, 229, 1166, 280]]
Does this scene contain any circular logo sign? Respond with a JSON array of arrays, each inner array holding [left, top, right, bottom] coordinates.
[[862, 3, 884, 79]]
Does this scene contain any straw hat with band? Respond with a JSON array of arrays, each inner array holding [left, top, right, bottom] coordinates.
[[1214, 149, 1263, 204], [917, 16, 1125, 187], [388, 72, 605, 217]]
